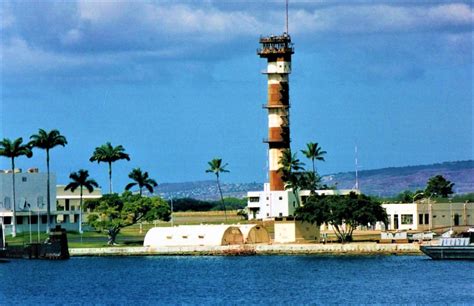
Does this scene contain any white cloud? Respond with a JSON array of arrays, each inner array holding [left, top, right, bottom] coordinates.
[[427, 4, 473, 26], [290, 3, 473, 34], [61, 29, 83, 45], [77, 2, 264, 38], [1, 1, 472, 83], [0, 1, 15, 30]]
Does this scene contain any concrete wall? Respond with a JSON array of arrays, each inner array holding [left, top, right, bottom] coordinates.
[[69, 243, 422, 256], [274, 220, 319, 243]]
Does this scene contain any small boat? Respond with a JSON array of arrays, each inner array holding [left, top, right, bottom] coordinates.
[[420, 228, 474, 260]]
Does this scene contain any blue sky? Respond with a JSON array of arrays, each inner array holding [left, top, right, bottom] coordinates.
[[1, 1, 472, 191]]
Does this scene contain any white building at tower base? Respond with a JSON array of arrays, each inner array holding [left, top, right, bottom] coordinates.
[[247, 183, 359, 220]]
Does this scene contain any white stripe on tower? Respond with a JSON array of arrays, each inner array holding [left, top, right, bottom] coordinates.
[[269, 149, 282, 171]]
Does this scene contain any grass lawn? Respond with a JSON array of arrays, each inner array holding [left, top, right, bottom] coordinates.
[[5, 210, 248, 248]]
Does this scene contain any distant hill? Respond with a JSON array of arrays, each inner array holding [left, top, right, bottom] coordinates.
[[322, 160, 474, 197], [154, 160, 474, 200], [154, 181, 263, 201]]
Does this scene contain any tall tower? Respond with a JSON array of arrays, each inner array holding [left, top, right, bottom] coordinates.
[[258, 34, 294, 191]]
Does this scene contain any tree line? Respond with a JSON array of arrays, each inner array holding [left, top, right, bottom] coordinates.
[[1, 129, 232, 241], [381, 175, 456, 203], [169, 197, 246, 212]]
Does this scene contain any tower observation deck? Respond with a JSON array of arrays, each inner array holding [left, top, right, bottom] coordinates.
[[258, 33, 294, 191]]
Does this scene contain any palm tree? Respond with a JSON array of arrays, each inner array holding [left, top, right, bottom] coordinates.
[[64, 169, 98, 234], [0, 138, 33, 237], [278, 149, 305, 207], [90, 142, 130, 194], [125, 168, 158, 196], [301, 142, 326, 175], [278, 149, 305, 181], [206, 158, 229, 222], [29, 129, 67, 232]]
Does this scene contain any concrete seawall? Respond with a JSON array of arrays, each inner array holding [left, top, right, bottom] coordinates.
[[69, 243, 422, 257]]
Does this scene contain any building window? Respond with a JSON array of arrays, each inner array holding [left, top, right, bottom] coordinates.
[[4, 217, 11, 225], [424, 214, 429, 225], [22, 177, 27, 182], [419, 214, 423, 225], [401, 214, 413, 225], [65, 199, 70, 211], [31, 215, 38, 224], [41, 215, 47, 224], [249, 197, 260, 202], [16, 216, 24, 225], [278, 196, 283, 200], [279, 212, 283, 217]]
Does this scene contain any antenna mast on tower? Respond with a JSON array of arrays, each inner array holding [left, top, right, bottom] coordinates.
[[285, 0, 289, 34]]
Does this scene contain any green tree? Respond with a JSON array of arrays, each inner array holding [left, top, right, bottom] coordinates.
[[296, 193, 387, 243], [278, 149, 305, 181], [0, 138, 33, 237], [299, 171, 322, 193], [206, 158, 229, 221], [395, 190, 415, 203], [452, 193, 474, 203], [85, 192, 170, 245], [425, 175, 454, 198], [29, 129, 67, 232], [301, 142, 326, 175], [170, 198, 214, 212], [64, 169, 99, 234], [125, 168, 158, 196], [278, 149, 305, 206], [213, 197, 247, 211], [90, 142, 130, 194]]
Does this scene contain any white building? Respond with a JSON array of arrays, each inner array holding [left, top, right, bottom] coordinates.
[[247, 183, 359, 220], [0, 169, 56, 235], [0, 169, 103, 235], [378, 201, 474, 231], [56, 185, 102, 226]]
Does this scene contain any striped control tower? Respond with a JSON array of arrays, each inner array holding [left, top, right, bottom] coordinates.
[[258, 33, 294, 191]]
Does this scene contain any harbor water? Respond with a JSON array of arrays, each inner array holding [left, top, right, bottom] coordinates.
[[1, 255, 473, 304]]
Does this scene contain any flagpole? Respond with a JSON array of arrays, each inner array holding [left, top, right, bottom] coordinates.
[[29, 207, 32, 244]]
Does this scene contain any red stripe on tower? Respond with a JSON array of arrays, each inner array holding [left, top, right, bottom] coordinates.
[[258, 34, 294, 191]]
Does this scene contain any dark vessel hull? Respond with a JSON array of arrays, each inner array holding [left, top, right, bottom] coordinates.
[[0, 226, 69, 260], [420, 245, 474, 260]]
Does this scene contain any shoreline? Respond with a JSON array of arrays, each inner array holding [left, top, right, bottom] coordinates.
[[69, 242, 423, 257]]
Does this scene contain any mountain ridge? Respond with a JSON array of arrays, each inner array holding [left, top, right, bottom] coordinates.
[[154, 160, 474, 200]]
